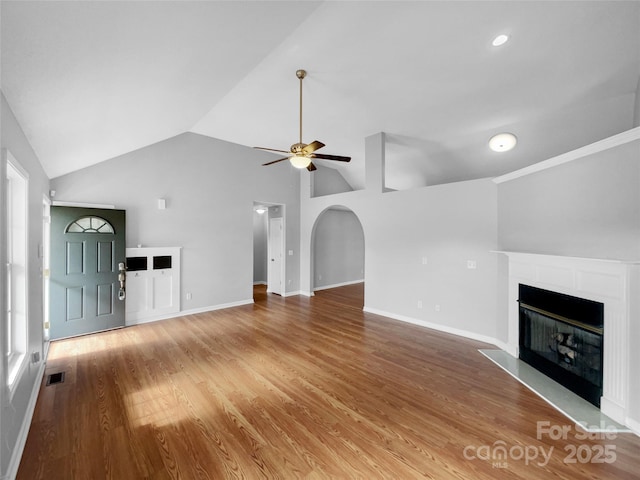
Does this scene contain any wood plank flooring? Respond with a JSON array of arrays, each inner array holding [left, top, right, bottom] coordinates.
[[18, 284, 640, 479]]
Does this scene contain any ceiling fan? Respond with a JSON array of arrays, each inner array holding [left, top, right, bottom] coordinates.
[[255, 69, 351, 171]]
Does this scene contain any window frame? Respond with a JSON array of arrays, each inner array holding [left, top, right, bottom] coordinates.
[[65, 215, 115, 234], [5, 152, 29, 396]]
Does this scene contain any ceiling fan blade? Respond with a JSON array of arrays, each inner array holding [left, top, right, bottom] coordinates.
[[306, 162, 317, 172], [262, 157, 290, 166], [254, 146, 291, 154], [301, 140, 325, 155], [311, 153, 351, 162]]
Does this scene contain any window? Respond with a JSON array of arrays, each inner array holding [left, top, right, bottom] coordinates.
[[6, 154, 28, 392], [65, 216, 114, 233]]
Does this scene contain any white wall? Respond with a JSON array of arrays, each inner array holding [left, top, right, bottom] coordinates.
[[301, 133, 501, 344], [1, 92, 50, 480], [51, 133, 301, 311], [498, 139, 640, 260], [311, 165, 354, 197]]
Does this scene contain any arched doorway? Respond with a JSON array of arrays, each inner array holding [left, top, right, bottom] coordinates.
[[310, 206, 365, 297]]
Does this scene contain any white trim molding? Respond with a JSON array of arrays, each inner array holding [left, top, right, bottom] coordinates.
[[174, 299, 255, 317], [313, 279, 364, 291], [6, 361, 46, 480], [51, 201, 116, 209]]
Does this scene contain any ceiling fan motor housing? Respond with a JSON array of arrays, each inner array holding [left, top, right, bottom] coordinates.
[[291, 143, 307, 155]]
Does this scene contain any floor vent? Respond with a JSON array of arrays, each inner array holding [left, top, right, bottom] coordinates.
[[46, 372, 65, 386]]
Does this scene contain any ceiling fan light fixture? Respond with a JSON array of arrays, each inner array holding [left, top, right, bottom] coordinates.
[[289, 155, 311, 169], [256, 69, 350, 170], [489, 132, 517, 152]]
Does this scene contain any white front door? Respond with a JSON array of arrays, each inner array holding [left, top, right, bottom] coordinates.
[[268, 217, 284, 295]]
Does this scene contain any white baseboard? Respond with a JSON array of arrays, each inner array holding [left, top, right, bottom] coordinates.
[[626, 417, 640, 437], [314, 279, 364, 291], [253, 281, 267, 285], [171, 299, 255, 317], [127, 299, 254, 325], [600, 397, 626, 425], [362, 305, 504, 349], [6, 360, 46, 480], [282, 290, 302, 297], [493, 339, 517, 357]]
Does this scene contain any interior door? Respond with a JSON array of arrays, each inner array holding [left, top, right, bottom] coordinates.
[[49, 206, 126, 339], [268, 217, 284, 295]]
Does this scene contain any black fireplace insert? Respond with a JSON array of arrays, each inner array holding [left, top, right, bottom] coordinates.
[[518, 284, 604, 407]]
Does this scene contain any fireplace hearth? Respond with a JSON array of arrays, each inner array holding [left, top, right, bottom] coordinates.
[[518, 284, 604, 407]]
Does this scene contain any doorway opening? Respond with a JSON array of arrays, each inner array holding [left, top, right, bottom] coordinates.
[[310, 206, 365, 301], [253, 202, 285, 298]]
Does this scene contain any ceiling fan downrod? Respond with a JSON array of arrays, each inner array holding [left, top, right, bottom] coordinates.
[[296, 69, 306, 148]]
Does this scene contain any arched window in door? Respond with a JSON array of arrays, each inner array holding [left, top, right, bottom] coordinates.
[[65, 216, 115, 234]]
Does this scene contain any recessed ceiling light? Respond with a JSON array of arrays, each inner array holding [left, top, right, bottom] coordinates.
[[489, 133, 517, 152], [492, 34, 509, 47]]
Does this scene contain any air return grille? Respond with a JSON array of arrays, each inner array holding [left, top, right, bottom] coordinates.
[[46, 372, 65, 386]]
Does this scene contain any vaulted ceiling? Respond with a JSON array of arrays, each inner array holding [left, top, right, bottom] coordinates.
[[2, 1, 639, 190]]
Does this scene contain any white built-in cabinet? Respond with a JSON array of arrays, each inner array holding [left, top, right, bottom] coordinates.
[[125, 247, 181, 324]]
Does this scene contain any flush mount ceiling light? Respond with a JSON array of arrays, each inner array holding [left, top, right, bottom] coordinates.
[[489, 132, 517, 152], [492, 34, 509, 47], [255, 207, 267, 214]]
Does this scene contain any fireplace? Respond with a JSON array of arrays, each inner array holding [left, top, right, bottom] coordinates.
[[496, 250, 636, 428], [518, 284, 604, 407]]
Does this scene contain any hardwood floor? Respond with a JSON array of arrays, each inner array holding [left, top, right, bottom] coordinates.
[[18, 284, 640, 479]]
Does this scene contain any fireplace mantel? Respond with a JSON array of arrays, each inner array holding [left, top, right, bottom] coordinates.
[[492, 250, 640, 265], [495, 250, 639, 428]]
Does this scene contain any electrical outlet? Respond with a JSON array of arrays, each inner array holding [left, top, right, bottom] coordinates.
[[422, 256, 428, 265], [467, 260, 477, 269], [417, 300, 423, 309], [435, 304, 441, 312], [186, 293, 192, 300]]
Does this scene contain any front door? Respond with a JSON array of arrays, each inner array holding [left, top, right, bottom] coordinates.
[[50, 206, 126, 339]]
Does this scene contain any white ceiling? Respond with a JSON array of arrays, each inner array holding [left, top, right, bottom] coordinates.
[[2, 1, 639, 190]]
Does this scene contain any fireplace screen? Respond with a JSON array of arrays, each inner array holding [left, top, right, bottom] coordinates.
[[518, 284, 603, 407]]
